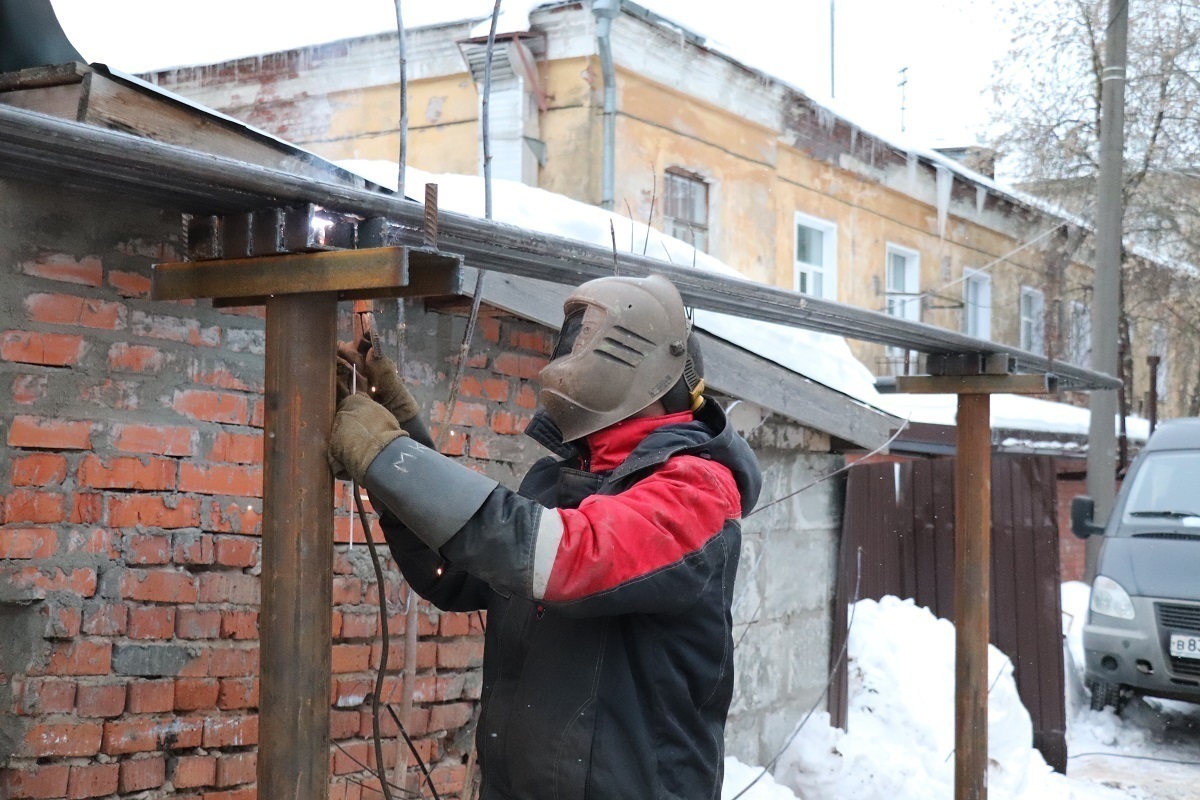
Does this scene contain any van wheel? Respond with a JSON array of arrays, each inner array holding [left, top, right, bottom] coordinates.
[[1087, 679, 1125, 713]]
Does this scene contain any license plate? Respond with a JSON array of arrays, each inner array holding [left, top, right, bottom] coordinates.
[[1170, 634, 1200, 660]]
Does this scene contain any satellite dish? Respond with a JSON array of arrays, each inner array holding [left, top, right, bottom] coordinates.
[[0, 0, 85, 73]]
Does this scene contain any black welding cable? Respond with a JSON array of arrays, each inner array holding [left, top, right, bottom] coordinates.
[[356, 489, 396, 800], [729, 547, 863, 800], [387, 704, 442, 800], [1070, 751, 1200, 766]]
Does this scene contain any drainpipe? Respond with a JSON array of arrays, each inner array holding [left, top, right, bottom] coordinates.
[[593, 0, 619, 210]]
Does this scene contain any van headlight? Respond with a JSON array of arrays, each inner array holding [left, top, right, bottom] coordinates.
[[1091, 575, 1136, 620]]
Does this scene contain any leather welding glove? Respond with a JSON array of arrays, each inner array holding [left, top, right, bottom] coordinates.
[[337, 344, 433, 448], [328, 393, 409, 484]]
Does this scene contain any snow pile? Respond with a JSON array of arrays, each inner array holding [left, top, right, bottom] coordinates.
[[338, 159, 1149, 443], [722, 596, 1132, 800], [721, 757, 799, 800]]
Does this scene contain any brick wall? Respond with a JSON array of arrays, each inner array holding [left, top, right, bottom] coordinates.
[[0, 182, 552, 799]]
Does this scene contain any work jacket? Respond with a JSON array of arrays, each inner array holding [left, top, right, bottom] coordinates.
[[377, 401, 762, 800]]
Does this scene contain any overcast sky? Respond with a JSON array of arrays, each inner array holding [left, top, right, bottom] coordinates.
[[51, 0, 1011, 148]]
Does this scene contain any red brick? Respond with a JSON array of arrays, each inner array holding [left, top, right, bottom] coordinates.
[[12, 373, 48, 405], [175, 678, 220, 711], [79, 377, 138, 410], [19, 253, 102, 286], [1, 331, 86, 366], [331, 644, 372, 673], [207, 647, 258, 677], [478, 316, 501, 342], [102, 716, 204, 754], [202, 714, 258, 747], [215, 752, 256, 788], [178, 608, 222, 639], [429, 701, 473, 732], [8, 415, 94, 450], [25, 293, 126, 330], [207, 501, 262, 534], [42, 603, 81, 638], [77, 455, 176, 490], [490, 410, 532, 436], [0, 528, 57, 559], [338, 611, 378, 639], [460, 375, 511, 402], [439, 612, 471, 637], [437, 639, 484, 669], [198, 572, 259, 605], [64, 763, 118, 799], [64, 527, 116, 558], [10, 454, 67, 487], [216, 678, 258, 710], [249, 399, 264, 427], [126, 679, 175, 713], [108, 270, 152, 298], [189, 361, 260, 392], [109, 494, 201, 529], [515, 383, 538, 409], [332, 739, 370, 774], [70, 492, 103, 523], [82, 602, 127, 636], [118, 756, 166, 793], [173, 532, 215, 564], [128, 605, 176, 639], [214, 535, 257, 567], [179, 462, 262, 497], [3, 565, 95, 599], [0, 764, 70, 799], [132, 311, 220, 346], [120, 569, 198, 603], [4, 489, 66, 523], [209, 431, 263, 464], [24, 721, 103, 757], [492, 352, 548, 379], [76, 682, 127, 717], [124, 533, 172, 564], [108, 342, 164, 372], [15, 677, 76, 715], [431, 400, 488, 427], [172, 755, 217, 789], [332, 576, 362, 605], [172, 389, 248, 425], [217, 610, 258, 641], [507, 326, 556, 354], [114, 423, 196, 456], [201, 788, 257, 800]]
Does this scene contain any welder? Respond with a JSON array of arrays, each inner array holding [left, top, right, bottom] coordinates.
[[329, 274, 761, 800]]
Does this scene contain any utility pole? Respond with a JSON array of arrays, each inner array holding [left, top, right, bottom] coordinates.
[[898, 67, 909, 133], [830, 0, 836, 98], [1085, 0, 1127, 581]]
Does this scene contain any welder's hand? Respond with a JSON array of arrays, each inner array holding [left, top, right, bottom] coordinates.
[[335, 355, 370, 407], [328, 393, 409, 484], [337, 344, 420, 426]]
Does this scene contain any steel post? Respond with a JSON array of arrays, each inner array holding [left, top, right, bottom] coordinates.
[[258, 293, 338, 800], [955, 393, 991, 800]]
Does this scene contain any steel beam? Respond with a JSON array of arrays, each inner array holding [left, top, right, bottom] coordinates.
[[0, 104, 1120, 391], [259, 293, 337, 800]]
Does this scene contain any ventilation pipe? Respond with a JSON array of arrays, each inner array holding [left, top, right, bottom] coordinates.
[[593, 0, 619, 210]]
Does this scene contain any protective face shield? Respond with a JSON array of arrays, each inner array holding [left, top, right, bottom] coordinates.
[[539, 274, 703, 442]]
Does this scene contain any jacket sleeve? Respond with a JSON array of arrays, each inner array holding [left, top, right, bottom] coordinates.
[[439, 454, 743, 617], [375, 506, 495, 612]]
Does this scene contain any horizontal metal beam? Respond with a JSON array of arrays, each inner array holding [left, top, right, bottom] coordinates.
[[0, 105, 1121, 391], [881, 374, 1058, 395]]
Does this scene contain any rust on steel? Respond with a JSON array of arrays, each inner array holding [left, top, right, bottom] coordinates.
[[259, 293, 338, 799], [954, 392, 992, 800]]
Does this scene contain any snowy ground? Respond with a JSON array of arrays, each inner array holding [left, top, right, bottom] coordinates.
[[722, 590, 1200, 800]]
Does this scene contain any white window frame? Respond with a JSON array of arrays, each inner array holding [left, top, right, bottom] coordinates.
[[962, 268, 992, 341], [793, 211, 838, 301], [884, 244, 921, 322], [1019, 286, 1046, 355], [663, 169, 709, 254]]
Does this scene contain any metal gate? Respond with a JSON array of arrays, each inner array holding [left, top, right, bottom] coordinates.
[[832, 455, 1067, 772]]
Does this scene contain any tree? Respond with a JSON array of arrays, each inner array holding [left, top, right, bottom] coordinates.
[[990, 0, 1200, 419]]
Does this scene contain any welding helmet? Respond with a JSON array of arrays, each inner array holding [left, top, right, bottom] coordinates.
[[539, 274, 704, 442]]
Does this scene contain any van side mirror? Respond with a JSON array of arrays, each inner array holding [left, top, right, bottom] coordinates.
[[1071, 495, 1105, 539]]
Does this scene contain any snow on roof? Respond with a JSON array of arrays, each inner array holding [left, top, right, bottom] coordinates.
[[338, 159, 1148, 442]]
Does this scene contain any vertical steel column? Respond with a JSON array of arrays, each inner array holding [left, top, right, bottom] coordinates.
[[955, 393, 992, 800], [259, 293, 338, 799]]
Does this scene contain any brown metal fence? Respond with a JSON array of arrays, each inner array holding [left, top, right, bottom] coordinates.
[[831, 455, 1067, 772]]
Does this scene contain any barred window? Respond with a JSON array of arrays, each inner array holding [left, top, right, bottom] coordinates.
[[663, 169, 708, 253]]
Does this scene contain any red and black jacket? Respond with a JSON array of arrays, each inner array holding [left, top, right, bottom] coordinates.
[[378, 401, 761, 800]]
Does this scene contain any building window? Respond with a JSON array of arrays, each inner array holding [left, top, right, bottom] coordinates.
[[885, 245, 921, 322], [663, 169, 708, 253], [793, 212, 837, 300], [1019, 286, 1045, 355], [962, 268, 991, 340], [1067, 300, 1091, 367]]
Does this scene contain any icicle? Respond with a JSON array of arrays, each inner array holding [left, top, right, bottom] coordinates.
[[815, 105, 836, 133], [893, 463, 901, 503], [976, 186, 987, 216], [936, 165, 952, 238], [849, 127, 858, 154], [906, 152, 918, 186]]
